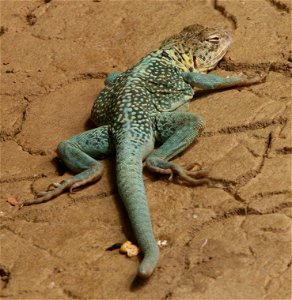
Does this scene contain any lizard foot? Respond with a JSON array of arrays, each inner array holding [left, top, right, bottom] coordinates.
[[21, 164, 103, 206], [146, 157, 209, 186]]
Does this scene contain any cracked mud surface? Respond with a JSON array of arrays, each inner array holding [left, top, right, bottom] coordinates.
[[1, 0, 291, 299]]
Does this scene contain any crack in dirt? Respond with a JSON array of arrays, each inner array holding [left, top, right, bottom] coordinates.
[[263, 259, 292, 297], [62, 288, 80, 299], [266, 0, 290, 12], [30, 32, 66, 41], [0, 96, 29, 142], [0, 174, 47, 184], [248, 246, 257, 258], [26, 1, 52, 26], [1, 224, 61, 259], [262, 201, 292, 215], [72, 72, 107, 81], [0, 289, 45, 299], [201, 116, 287, 137], [185, 206, 262, 246], [219, 59, 292, 76], [213, 0, 237, 29], [0, 25, 8, 36], [14, 140, 50, 156], [228, 132, 273, 198], [0, 72, 106, 143], [0, 70, 106, 100], [244, 144, 262, 158], [67, 189, 117, 203], [251, 190, 292, 199], [161, 291, 173, 300], [276, 147, 292, 155], [194, 132, 288, 214], [246, 88, 290, 104], [0, 264, 11, 289], [185, 201, 290, 248], [217, 117, 287, 134]]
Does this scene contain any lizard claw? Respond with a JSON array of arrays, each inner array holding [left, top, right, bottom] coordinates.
[[168, 170, 174, 181], [37, 191, 48, 197], [176, 168, 210, 186], [259, 72, 267, 81], [242, 72, 268, 85], [185, 168, 209, 178], [69, 185, 78, 193], [184, 161, 202, 171], [47, 182, 63, 191], [252, 73, 267, 83]]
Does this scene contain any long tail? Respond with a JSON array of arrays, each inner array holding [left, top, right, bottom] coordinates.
[[115, 140, 159, 278]]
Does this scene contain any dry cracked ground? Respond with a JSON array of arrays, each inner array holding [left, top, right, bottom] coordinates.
[[1, 0, 291, 299]]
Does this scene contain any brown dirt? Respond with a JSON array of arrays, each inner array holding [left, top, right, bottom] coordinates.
[[1, 0, 291, 299]]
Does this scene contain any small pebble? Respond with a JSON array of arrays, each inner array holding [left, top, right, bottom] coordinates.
[[48, 282, 56, 288], [120, 241, 140, 257], [157, 240, 168, 247]]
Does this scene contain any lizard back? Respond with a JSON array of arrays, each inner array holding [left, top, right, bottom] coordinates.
[[90, 50, 194, 128]]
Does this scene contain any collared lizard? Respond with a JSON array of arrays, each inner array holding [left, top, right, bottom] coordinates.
[[23, 24, 265, 278]]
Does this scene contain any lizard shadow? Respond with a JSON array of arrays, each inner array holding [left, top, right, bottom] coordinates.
[[192, 88, 214, 101], [84, 118, 96, 131], [130, 275, 151, 290], [191, 86, 237, 101]]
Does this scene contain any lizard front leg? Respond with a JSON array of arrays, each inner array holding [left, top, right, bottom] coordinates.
[[146, 112, 209, 185], [182, 72, 266, 90], [23, 125, 113, 206]]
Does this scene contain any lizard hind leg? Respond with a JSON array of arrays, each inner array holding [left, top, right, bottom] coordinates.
[[23, 126, 113, 206], [146, 112, 209, 186]]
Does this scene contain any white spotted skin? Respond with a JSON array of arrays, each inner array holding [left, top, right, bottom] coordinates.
[[89, 49, 197, 278], [90, 50, 194, 141]]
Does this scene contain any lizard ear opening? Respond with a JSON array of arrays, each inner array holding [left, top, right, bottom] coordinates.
[[206, 35, 220, 44], [193, 56, 198, 69]]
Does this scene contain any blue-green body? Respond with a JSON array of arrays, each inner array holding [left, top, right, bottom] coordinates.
[[24, 31, 264, 278], [87, 51, 201, 277]]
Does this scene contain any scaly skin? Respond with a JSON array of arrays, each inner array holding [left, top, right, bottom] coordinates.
[[23, 24, 265, 278]]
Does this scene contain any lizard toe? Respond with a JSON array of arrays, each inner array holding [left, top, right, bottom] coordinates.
[[146, 157, 209, 186]]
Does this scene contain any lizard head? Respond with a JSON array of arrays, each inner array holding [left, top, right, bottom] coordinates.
[[161, 24, 232, 73]]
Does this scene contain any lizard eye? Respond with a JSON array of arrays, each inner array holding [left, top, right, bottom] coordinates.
[[207, 36, 220, 44]]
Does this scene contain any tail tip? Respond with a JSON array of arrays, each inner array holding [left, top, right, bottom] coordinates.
[[137, 267, 154, 279], [137, 246, 159, 278]]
